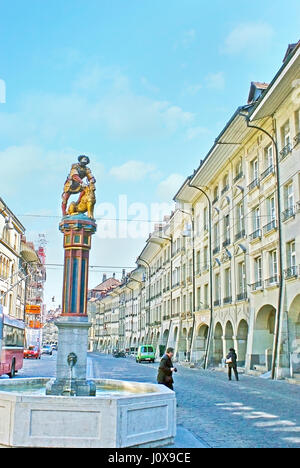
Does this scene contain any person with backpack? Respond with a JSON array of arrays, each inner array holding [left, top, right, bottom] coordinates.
[[226, 348, 239, 381]]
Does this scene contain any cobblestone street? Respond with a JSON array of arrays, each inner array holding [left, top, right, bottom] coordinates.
[[6, 352, 300, 448]]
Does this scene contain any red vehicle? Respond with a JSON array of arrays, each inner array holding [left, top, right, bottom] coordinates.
[[24, 346, 41, 360], [0, 305, 25, 378]]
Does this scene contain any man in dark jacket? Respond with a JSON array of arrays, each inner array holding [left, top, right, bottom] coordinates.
[[226, 348, 239, 381], [157, 347, 176, 390]]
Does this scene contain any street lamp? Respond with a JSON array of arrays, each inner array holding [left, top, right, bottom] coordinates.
[[187, 182, 213, 370], [176, 208, 195, 362]]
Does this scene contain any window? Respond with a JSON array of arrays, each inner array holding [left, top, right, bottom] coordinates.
[[214, 273, 221, 304], [203, 207, 208, 231], [280, 121, 292, 158], [265, 144, 273, 169], [203, 246, 209, 270], [213, 186, 219, 204], [223, 214, 230, 245], [237, 262, 247, 299], [251, 158, 259, 181], [283, 182, 295, 221], [224, 268, 231, 301], [213, 221, 219, 251], [236, 202, 245, 239], [282, 121, 291, 148], [235, 160, 243, 179], [295, 109, 300, 144], [196, 251, 201, 274], [204, 284, 209, 307], [286, 182, 294, 209], [197, 287, 201, 309], [268, 250, 278, 284], [286, 241, 297, 278], [254, 257, 262, 285], [265, 195, 277, 233], [287, 241, 296, 268]]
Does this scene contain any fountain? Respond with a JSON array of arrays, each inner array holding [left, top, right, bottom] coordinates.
[[0, 156, 176, 448]]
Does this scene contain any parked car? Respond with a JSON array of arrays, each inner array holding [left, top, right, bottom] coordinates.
[[41, 345, 53, 355], [136, 345, 155, 363], [113, 350, 126, 358], [24, 346, 41, 360], [51, 343, 58, 351]]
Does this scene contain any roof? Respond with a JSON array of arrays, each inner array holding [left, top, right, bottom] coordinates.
[[250, 41, 300, 121], [283, 41, 300, 63], [247, 82, 269, 104], [91, 277, 121, 292]]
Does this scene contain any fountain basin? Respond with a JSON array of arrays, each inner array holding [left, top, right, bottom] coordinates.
[[0, 377, 176, 448]]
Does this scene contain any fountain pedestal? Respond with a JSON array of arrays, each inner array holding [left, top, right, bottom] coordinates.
[[46, 214, 97, 397]]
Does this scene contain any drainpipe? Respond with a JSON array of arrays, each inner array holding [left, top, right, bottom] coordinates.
[[239, 112, 284, 380], [177, 208, 195, 362], [188, 183, 213, 369]]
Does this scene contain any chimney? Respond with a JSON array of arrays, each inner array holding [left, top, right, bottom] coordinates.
[[122, 269, 126, 280], [113, 272, 116, 279], [102, 273, 107, 283]]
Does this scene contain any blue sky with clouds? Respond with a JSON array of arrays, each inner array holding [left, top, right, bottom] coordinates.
[[1, 0, 299, 307]]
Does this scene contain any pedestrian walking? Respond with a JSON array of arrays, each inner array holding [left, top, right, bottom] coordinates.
[[157, 347, 177, 390], [226, 348, 239, 381]]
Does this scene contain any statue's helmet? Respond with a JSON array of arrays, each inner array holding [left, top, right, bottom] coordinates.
[[78, 155, 90, 165]]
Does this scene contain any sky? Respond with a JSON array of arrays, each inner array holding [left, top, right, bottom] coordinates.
[[0, 0, 299, 308]]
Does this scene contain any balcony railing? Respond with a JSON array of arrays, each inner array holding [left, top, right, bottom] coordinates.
[[251, 280, 263, 291], [223, 296, 232, 305], [265, 276, 279, 287], [260, 165, 275, 181], [248, 178, 259, 191], [263, 219, 277, 234], [282, 206, 295, 222], [233, 172, 243, 184], [221, 185, 229, 196], [249, 229, 262, 242], [237, 291, 247, 302], [284, 266, 298, 279], [213, 246, 220, 255], [214, 299, 221, 307], [235, 229, 245, 242], [222, 238, 231, 248], [280, 143, 292, 160]]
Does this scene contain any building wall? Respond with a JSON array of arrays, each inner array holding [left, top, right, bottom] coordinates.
[[88, 50, 300, 380]]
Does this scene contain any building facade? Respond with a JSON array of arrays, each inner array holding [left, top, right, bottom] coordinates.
[[88, 42, 300, 381], [0, 198, 26, 321]]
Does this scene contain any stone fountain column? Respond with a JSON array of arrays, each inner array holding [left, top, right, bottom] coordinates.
[[46, 214, 97, 396]]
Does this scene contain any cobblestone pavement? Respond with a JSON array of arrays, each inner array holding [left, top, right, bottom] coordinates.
[[4, 351, 300, 448]]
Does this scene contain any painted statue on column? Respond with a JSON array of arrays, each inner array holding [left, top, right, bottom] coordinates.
[[46, 155, 97, 396], [62, 155, 96, 219]]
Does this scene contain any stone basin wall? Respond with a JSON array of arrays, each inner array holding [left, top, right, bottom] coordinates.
[[0, 378, 176, 448]]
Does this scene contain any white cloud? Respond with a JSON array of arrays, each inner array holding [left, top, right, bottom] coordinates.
[[184, 83, 203, 96], [0, 76, 194, 143], [109, 160, 157, 182], [222, 22, 274, 55], [156, 174, 186, 202], [141, 77, 159, 94], [186, 126, 210, 140], [182, 29, 196, 48], [0, 144, 104, 199], [205, 72, 225, 90]]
